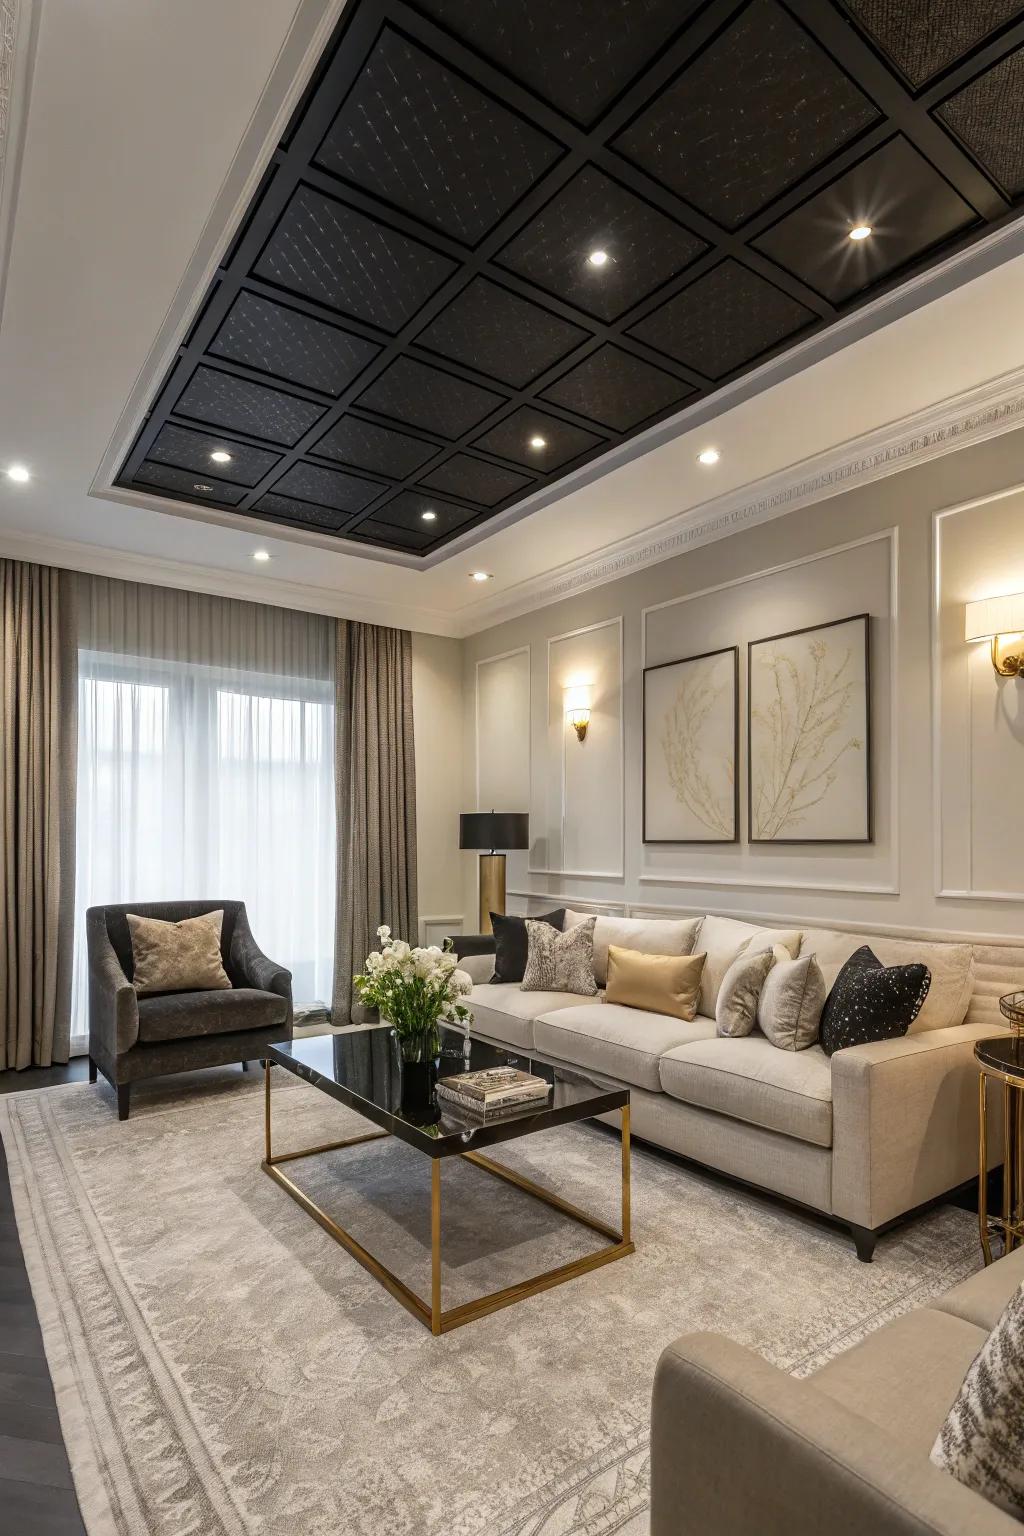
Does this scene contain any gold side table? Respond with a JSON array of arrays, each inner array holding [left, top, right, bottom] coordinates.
[[976, 1010, 1024, 1265]]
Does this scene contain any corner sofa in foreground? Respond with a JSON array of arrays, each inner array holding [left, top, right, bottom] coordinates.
[[454, 909, 1022, 1259], [650, 1246, 1024, 1534]]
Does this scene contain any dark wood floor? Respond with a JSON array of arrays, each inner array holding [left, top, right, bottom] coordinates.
[[0, 1059, 89, 1536]]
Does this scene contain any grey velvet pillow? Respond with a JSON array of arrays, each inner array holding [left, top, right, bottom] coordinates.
[[716, 949, 774, 1038], [931, 1281, 1024, 1520], [521, 917, 598, 996], [757, 954, 826, 1051]]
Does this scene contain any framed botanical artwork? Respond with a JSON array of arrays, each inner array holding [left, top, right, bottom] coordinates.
[[747, 614, 872, 844], [643, 646, 739, 843]]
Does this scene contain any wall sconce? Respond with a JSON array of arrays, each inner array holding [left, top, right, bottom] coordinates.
[[564, 684, 592, 743], [965, 594, 1024, 677]]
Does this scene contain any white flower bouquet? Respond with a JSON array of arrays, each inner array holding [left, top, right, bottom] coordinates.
[[354, 926, 473, 1062]]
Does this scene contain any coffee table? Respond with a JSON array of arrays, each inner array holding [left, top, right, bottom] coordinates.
[[262, 1026, 632, 1334]]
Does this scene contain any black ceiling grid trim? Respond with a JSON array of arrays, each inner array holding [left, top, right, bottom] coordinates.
[[116, 0, 1024, 558]]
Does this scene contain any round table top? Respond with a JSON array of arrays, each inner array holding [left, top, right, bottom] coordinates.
[[976, 1033, 1024, 1079]]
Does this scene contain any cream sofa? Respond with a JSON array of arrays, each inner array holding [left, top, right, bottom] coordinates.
[[455, 910, 1023, 1260], [650, 1247, 1024, 1534]]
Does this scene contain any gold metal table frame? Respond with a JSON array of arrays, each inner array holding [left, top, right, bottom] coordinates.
[[978, 1059, 1024, 1265], [261, 1060, 634, 1335]]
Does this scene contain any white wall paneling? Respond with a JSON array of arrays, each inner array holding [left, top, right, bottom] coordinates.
[[933, 484, 1024, 902], [421, 915, 464, 947], [474, 645, 531, 893], [529, 617, 624, 880], [640, 530, 898, 895]]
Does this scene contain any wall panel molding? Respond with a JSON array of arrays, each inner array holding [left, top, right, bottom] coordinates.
[[474, 645, 531, 809]]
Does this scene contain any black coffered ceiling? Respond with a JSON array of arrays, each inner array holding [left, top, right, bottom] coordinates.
[[117, 0, 1024, 559]]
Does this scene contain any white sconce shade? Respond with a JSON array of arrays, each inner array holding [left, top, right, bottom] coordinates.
[[564, 683, 592, 742], [965, 593, 1024, 642]]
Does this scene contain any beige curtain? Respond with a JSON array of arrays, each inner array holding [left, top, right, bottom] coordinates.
[[0, 560, 77, 1069], [332, 622, 418, 1024]]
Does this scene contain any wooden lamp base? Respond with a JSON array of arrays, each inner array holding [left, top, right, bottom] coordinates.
[[478, 854, 506, 934]]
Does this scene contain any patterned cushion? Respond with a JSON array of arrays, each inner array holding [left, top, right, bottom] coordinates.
[[490, 909, 564, 984], [819, 945, 930, 1058], [127, 910, 231, 995], [931, 1281, 1024, 1519], [522, 918, 598, 996]]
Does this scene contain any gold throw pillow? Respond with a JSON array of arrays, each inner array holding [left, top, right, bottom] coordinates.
[[127, 910, 231, 995], [605, 945, 706, 1021]]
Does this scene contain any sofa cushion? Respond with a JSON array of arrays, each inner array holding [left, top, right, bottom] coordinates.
[[490, 908, 563, 983], [467, 983, 584, 1052], [606, 946, 705, 1021], [933, 1249, 1024, 1333], [137, 987, 287, 1044], [757, 954, 826, 1051], [798, 927, 974, 1034], [697, 915, 802, 1018], [564, 910, 701, 986], [659, 1035, 833, 1147], [813, 1308, 990, 1461], [534, 1003, 716, 1092]]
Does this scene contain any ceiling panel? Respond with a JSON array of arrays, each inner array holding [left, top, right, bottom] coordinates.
[[117, 0, 1024, 558]]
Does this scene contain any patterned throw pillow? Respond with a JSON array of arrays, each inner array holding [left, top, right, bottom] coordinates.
[[521, 917, 598, 996], [931, 1282, 1024, 1519], [819, 945, 931, 1058], [490, 909, 564, 984], [127, 910, 231, 995]]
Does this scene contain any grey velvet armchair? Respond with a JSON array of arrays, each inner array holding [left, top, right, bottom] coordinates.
[[87, 900, 293, 1119]]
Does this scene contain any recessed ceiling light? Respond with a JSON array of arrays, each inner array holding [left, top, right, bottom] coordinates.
[[529, 435, 547, 449], [192, 482, 214, 493], [421, 509, 437, 522], [252, 550, 271, 563], [848, 224, 872, 241], [470, 571, 493, 583], [210, 449, 232, 464], [5, 463, 30, 483], [587, 249, 609, 267], [697, 447, 720, 466]]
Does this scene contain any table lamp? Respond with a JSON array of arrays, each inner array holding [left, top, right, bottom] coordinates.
[[459, 811, 529, 934]]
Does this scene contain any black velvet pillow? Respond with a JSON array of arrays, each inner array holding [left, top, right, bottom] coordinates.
[[490, 910, 564, 984], [820, 945, 931, 1058]]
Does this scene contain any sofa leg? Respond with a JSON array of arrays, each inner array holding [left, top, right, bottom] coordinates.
[[88, 1057, 98, 1084], [117, 1084, 131, 1122], [849, 1223, 878, 1263], [241, 1060, 249, 1072]]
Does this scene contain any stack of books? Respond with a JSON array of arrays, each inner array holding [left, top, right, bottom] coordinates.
[[436, 1066, 550, 1122]]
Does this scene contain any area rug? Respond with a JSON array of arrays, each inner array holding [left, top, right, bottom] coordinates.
[[1, 1068, 981, 1536]]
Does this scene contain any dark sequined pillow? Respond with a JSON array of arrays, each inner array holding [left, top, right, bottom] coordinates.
[[820, 945, 931, 1058]]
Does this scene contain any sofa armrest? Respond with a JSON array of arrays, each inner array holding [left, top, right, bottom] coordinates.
[[449, 933, 496, 959], [229, 909, 292, 1013], [651, 1332, 1015, 1536], [86, 907, 139, 1057], [831, 1022, 1005, 1230]]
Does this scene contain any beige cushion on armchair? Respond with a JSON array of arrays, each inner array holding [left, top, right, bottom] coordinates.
[[127, 909, 231, 995]]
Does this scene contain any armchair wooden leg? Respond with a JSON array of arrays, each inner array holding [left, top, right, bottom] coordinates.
[[88, 1057, 98, 1084], [117, 1085, 131, 1122]]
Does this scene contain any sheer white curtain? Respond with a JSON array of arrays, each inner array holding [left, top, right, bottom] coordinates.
[[71, 577, 335, 1047]]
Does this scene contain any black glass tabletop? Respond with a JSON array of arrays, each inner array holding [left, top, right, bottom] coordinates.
[[976, 1033, 1024, 1079], [266, 1026, 628, 1158]]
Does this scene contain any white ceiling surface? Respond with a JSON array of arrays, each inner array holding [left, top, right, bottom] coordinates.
[[1, 1, 1023, 639]]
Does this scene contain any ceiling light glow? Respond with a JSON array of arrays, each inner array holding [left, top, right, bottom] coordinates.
[[5, 464, 30, 483], [529, 435, 547, 449], [470, 571, 493, 583], [587, 249, 609, 267], [697, 447, 720, 466], [210, 449, 232, 464], [848, 224, 872, 241], [252, 550, 271, 562], [421, 509, 437, 521]]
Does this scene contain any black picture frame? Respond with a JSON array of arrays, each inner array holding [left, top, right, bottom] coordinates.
[[642, 645, 740, 844], [747, 613, 872, 845]]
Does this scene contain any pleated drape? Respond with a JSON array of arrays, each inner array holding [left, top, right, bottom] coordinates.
[[0, 559, 77, 1069], [332, 621, 418, 1024]]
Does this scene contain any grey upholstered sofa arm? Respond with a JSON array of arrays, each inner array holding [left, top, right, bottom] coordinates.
[[229, 908, 292, 1008], [831, 1020, 1004, 1231], [86, 906, 140, 1056], [651, 1333, 1015, 1536]]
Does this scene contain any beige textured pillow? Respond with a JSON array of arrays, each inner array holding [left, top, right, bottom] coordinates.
[[757, 955, 826, 1051], [563, 909, 702, 986], [798, 927, 974, 1034], [716, 948, 774, 1038], [127, 910, 231, 995], [605, 946, 705, 1022]]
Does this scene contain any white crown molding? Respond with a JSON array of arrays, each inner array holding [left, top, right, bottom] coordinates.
[[0, 0, 38, 328], [0, 524, 461, 635], [454, 361, 1024, 636]]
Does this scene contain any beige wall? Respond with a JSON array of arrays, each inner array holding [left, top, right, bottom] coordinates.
[[460, 428, 1024, 944], [411, 631, 466, 945]]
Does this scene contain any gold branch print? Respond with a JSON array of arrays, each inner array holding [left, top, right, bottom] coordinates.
[[660, 669, 734, 837], [751, 635, 862, 839]]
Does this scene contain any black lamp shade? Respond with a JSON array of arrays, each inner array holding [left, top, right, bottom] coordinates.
[[459, 812, 529, 851]]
